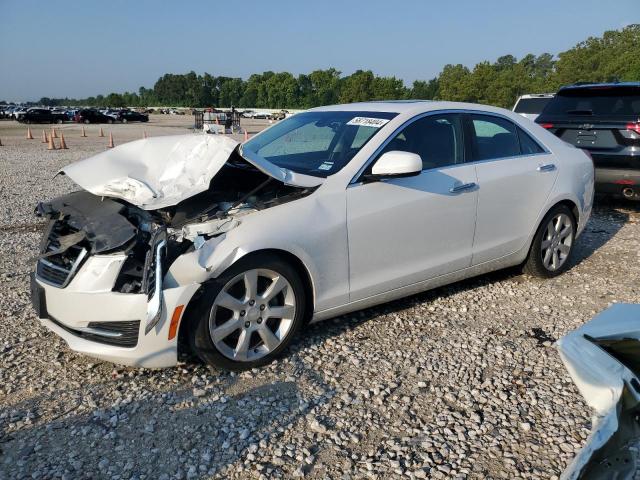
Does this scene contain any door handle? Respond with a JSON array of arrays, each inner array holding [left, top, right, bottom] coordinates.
[[449, 182, 477, 193], [537, 163, 556, 172]]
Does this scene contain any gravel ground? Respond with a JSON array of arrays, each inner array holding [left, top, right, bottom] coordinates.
[[1, 117, 639, 479]]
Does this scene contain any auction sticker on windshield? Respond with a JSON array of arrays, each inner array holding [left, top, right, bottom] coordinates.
[[346, 117, 390, 128]]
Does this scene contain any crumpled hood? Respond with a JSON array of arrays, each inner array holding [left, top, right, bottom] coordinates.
[[60, 134, 240, 210], [60, 134, 323, 211]]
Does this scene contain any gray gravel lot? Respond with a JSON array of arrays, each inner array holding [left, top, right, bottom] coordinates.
[[1, 117, 639, 479]]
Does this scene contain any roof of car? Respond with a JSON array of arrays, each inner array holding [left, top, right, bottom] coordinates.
[[559, 82, 640, 91], [308, 100, 518, 117]]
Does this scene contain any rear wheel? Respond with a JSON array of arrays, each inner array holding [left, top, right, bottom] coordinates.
[[189, 255, 306, 370], [524, 204, 576, 278]]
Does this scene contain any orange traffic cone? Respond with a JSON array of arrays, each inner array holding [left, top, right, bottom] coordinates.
[[99, 127, 104, 137], [244, 130, 249, 141], [59, 133, 68, 149], [81, 127, 87, 137], [107, 132, 114, 148], [26, 127, 34, 140], [41, 130, 48, 143], [47, 133, 56, 150], [51, 128, 58, 139]]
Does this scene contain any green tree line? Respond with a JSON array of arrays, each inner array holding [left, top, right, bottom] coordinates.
[[35, 25, 639, 110]]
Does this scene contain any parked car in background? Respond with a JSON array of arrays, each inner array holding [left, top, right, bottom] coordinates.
[[12, 107, 28, 120], [74, 109, 115, 124], [31, 101, 593, 370], [65, 109, 79, 121], [513, 94, 555, 121], [252, 111, 271, 119], [118, 110, 149, 123], [536, 82, 640, 200], [241, 110, 255, 118], [270, 109, 289, 121], [19, 108, 66, 124]]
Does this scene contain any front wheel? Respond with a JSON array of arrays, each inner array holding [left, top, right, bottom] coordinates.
[[524, 204, 576, 278], [189, 255, 306, 370]]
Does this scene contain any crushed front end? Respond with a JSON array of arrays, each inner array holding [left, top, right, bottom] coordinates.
[[30, 135, 317, 368], [31, 190, 199, 367]]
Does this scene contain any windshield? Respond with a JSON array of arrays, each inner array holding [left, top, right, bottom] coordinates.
[[542, 87, 640, 116], [242, 110, 398, 177], [514, 97, 553, 114]]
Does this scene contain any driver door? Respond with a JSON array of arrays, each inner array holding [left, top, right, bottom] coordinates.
[[346, 113, 478, 301]]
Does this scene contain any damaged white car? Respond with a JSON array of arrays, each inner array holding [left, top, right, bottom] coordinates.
[[31, 101, 594, 370], [558, 303, 640, 480]]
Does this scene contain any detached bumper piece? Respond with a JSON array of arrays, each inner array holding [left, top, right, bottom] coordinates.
[[558, 304, 640, 480], [36, 221, 88, 287], [48, 317, 140, 348]]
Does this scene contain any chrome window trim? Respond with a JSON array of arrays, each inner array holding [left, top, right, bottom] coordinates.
[[349, 108, 551, 185]]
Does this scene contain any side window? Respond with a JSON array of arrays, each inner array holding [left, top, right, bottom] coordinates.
[[470, 115, 520, 161], [517, 127, 544, 155], [379, 114, 464, 170]]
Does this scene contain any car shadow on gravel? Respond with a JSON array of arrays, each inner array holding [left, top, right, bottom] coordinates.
[[0, 373, 331, 479]]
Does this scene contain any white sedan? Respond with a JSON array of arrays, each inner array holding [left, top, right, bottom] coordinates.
[[31, 101, 594, 370]]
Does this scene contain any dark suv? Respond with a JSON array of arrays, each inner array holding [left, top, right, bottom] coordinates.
[[536, 82, 640, 200], [74, 109, 114, 124], [19, 108, 66, 124]]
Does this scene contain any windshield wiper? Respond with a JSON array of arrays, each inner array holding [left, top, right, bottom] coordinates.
[[566, 109, 593, 115]]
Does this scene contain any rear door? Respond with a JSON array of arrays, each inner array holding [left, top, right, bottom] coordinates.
[[467, 113, 558, 265]]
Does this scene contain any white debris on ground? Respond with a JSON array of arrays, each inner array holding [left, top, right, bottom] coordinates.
[[1, 118, 639, 479]]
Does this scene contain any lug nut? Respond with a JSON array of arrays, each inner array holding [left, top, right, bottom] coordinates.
[[244, 321, 250, 328], [240, 310, 246, 317], [249, 300, 255, 306], [257, 317, 262, 324], [259, 304, 265, 311]]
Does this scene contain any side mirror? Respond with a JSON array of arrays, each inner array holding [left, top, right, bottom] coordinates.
[[369, 151, 423, 179]]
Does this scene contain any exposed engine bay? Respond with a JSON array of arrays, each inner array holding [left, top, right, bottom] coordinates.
[[35, 147, 314, 296]]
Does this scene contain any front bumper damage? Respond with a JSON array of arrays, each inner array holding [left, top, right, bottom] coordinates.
[[31, 253, 199, 368], [30, 134, 318, 367], [558, 303, 640, 479]]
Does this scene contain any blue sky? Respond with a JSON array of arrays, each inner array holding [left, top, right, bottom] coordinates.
[[0, 0, 637, 102]]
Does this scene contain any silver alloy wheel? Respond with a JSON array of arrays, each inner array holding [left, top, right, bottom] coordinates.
[[209, 268, 296, 362], [541, 213, 574, 271]]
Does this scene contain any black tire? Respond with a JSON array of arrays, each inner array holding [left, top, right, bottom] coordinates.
[[524, 204, 576, 278], [188, 253, 307, 371]]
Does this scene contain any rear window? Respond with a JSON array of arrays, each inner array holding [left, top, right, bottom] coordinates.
[[514, 97, 553, 114], [542, 87, 640, 116]]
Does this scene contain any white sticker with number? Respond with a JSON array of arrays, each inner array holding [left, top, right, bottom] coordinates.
[[346, 117, 390, 128]]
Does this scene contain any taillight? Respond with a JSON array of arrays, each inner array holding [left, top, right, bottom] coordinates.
[[626, 122, 640, 135], [540, 123, 554, 129]]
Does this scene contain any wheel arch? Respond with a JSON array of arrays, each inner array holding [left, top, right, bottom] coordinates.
[[522, 197, 580, 265], [176, 248, 316, 361]]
